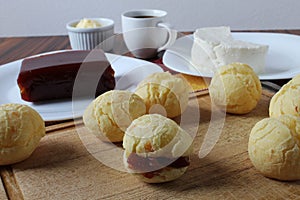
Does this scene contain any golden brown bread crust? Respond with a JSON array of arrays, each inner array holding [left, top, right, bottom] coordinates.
[[209, 63, 262, 114], [0, 104, 45, 165], [135, 72, 190, 118], [248, 115, 300, 181], [269, 74, 300, 118], [123, 114, 193, 183], [83, 90, 146, 142]]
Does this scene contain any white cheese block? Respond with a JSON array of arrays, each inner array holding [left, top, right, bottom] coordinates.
[[191, 26, 269, 74]]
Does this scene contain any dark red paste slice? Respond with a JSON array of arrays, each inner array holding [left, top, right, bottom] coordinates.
[[17, 50, 115, 102]]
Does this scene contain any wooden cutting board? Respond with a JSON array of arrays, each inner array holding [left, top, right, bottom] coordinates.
[[0, 179, 7, 200], [2, 89, 300, 199]]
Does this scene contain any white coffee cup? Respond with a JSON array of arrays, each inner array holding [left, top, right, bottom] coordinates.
[[122, 9, 177, 59]]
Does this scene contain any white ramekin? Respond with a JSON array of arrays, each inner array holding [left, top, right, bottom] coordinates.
[[66, 18, 114, 51]]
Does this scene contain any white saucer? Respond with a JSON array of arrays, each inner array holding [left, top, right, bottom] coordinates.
[[0, 51, 163, 121], [163, 32, 300, 80]]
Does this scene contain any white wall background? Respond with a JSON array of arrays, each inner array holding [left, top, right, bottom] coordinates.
[[1, 0, 300, 37]]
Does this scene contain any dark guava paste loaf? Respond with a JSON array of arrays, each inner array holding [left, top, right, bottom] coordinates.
[[17, 50, 115, 102]]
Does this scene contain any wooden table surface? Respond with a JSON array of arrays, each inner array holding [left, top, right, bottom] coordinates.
[[0, 30, 300, 200], [1, 29, 300, 65]]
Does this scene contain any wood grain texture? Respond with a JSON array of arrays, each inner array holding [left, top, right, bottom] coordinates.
[[0, 173, 8, 200], [1, 167, 23, 200], [0, 36, 70, 65], [4, 90, 299, 200]]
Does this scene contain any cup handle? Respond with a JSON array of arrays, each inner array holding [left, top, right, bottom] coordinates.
[[157, 22, 177, 52]]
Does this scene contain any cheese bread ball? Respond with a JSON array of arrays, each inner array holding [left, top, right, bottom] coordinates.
[[83, 90, 146, 142], [248, 115, 300, 181], [0, 104, 45, 165], [209, 63, 262, 114], [269, 74, 300, 118], [135, 72, 190, 118], [123, 114, 193, 183]]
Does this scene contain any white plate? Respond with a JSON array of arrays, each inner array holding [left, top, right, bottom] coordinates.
[[0, 51, 163, 121], [163, 32, 300, 80]]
